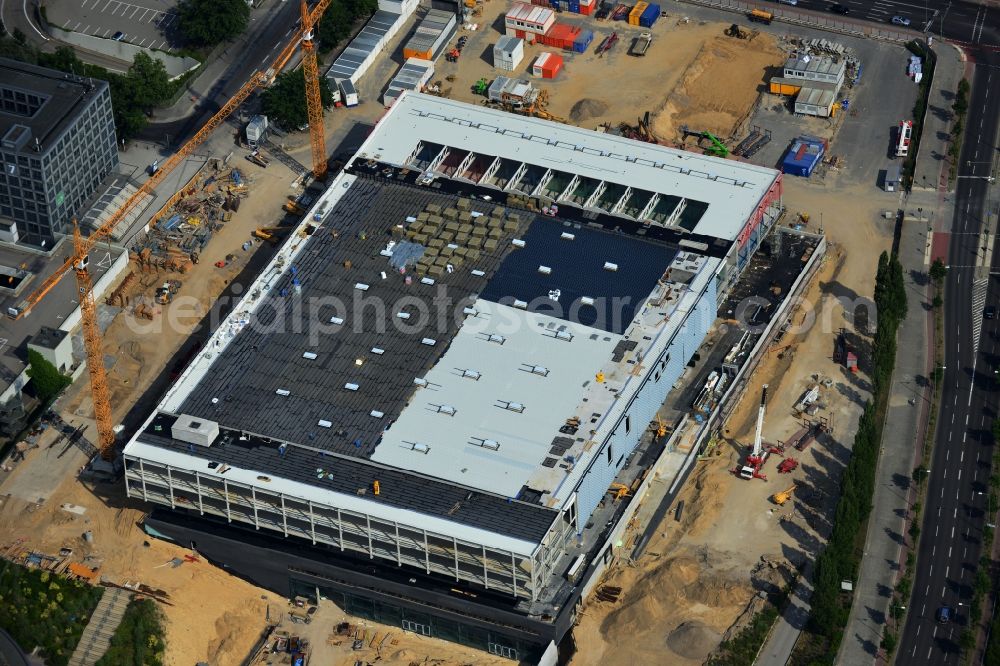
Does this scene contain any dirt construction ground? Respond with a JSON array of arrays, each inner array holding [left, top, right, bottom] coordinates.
[[438, 1, 784, 142], [570, 178, 897, 664]]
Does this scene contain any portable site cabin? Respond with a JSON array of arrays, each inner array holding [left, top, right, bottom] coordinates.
[[339, 79, 360, 107], [532, 52, 563, 79], [883, 164, 902, 192], [494, 36, 525, 71], [383, 58, 435, 107]]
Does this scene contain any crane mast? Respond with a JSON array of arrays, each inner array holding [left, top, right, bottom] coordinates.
[[301, 0, 329, 181]]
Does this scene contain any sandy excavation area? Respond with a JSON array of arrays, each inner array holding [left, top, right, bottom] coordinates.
[[0, 156, 308, 666], [570, 181, 895, 664], [436, 2, 782, 141]]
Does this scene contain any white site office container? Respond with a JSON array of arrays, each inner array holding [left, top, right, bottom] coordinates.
[[493, 36, 524, 71], [383, 58, 435, 107]]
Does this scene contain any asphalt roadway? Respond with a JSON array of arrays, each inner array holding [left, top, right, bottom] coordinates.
[[897, 29, 1000, 666], [769, 0, 996, 46]]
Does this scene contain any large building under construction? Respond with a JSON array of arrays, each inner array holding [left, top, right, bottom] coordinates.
[[122, 94, 812, 662]]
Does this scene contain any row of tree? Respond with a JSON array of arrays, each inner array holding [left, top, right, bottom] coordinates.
[[94, 598, 166, 666], [0, 33, 174, 141], [176, 0, 377, 50], [797, 252, 907, 663]]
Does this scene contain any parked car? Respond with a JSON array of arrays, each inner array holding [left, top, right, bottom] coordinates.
[[986, 305, 996, 319], [891, 15, 911, 26], [112, 31, 125, 41], [829, 3, 849, 14], [778, 0, 798, 5]]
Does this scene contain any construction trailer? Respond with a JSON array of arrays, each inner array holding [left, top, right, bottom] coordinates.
[[245, 115, 269, 149], [532, 52, 563, 79], [883, 164, 902, 192], [383, 58, 435, 107], [325, 4, 415, 97], [402, 8, 458, 60], [505, 2, 556, 37], [487, 76, 539, 107], [493, 35, 525, 71], [782, 136, 826, 177]]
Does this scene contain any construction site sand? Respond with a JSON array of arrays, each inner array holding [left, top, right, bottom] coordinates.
[[0, 159, 306, 666], [438, 2, 781, 137], [571, 181, 893, 664]]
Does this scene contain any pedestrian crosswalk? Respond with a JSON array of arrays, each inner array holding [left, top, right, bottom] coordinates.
[[972, 277, 989, 354]]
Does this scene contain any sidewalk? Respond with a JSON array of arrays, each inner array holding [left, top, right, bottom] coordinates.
[[837, 42, 964, 666]]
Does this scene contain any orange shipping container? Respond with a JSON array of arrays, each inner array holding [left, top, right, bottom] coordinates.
[[769, 80, 801, 95], [533, 52, 564, 78], [629, 1, 648, 24], [403, 47, 433, 60]]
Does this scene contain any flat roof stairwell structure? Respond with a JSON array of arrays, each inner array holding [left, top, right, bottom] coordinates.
[[122, 93, 789, 662]]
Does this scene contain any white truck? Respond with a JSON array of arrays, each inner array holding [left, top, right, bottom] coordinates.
[[630, 32, 652, 56]]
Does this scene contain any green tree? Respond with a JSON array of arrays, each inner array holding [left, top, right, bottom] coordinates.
[[261, 68, 335, 130], [316, 1, 353, 51], [125, 52, 171, 111], [954, 79, 970, 116], [177, 0, 250, 47], [26, 349, 71, 402], [316, 0, 378, 52], [881, 630, 897, 655], [929, 258, 947, 283]]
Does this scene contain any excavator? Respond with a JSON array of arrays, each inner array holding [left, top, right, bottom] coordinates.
[[772, 484, 796, 505], [680, 125, 729, 157]]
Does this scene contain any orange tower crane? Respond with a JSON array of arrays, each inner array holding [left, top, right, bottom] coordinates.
[[301, 0, 329, 181], [19, 0, 334, 460]]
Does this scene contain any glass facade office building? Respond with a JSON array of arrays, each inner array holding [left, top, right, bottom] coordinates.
[[0, 58, 118, 247]]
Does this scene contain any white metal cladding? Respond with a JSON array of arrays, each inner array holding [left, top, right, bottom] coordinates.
[[573, 279, 718, 529], [123, 455, 541, 600]]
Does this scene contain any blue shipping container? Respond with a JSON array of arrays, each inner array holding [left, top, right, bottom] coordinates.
[[573, 29, 593, 52], [569, 1, 580, 11], [781, 138, 825, 177], [639, 3, 659, 26]]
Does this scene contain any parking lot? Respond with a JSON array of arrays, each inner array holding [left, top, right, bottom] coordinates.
[[46, 0, 178, 50]]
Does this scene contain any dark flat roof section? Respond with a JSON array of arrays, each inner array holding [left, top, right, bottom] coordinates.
[[178, 178, 522, 457], [0, 58, 107, 154], [141, 414, 558, 543], [479, 217, 678, 334]]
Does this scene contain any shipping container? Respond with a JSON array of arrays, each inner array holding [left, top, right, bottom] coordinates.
[[494, 35, 525, 70], [568, 0, 580, 12], [573, 29, 594, 52], [382, 58, 435, 107], [579, 0, 595, 15], [402, 8, 457, 60], [769, 78, 801, 95], [505, 3, 556, 35], [338, 79, 360, 107], [639, 3, 659, 26], [541, 22, 580, 50], [532, 52, 564, 78], [326, 9, 411, 91], [748, 8, 773, 24], [629, 1, 648, 25], [781, 137, 825, 177]]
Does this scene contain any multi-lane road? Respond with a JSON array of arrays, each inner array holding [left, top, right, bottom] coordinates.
[[895, 6, 1000, 663]]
